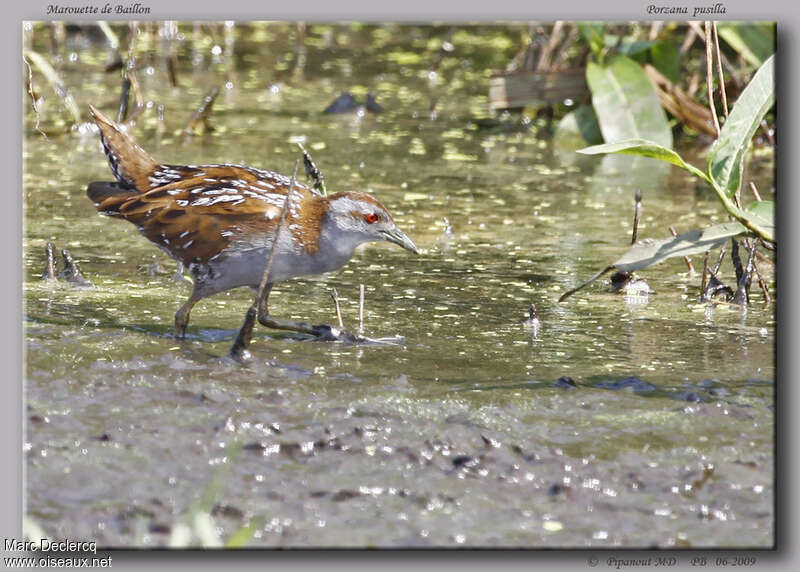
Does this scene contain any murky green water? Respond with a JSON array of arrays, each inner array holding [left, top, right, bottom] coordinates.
[[23, 23, 774, 548]]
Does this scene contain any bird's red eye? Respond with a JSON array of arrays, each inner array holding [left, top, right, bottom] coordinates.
[[364, 213, 379, 224]]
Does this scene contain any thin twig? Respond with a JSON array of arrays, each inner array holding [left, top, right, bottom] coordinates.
[[649, 21, 663, 41], [229, 161, 299, 359], [752, 257, 771, 305], [670, 226, 695, 272], [42, 242, 57, 281], [126, 22, 143, 106], [731, 241, 756, 306], [23, 49, 81, 125], [748, 181, 763, 202], [551, 25, 579, 71], [700, 251, 710, 299], [536, 21, 564, 72], [183, 86, 220, 136], [117, 75, 131, 123], [731, 238, 744, 283], [713, 247, 726, 275], [156, 103, 165, 136], [712, 22, 728, 119], [687, 71, 700, 99], [358, 284, 365, 336], [680, 26, 697, 55], [704, 21, 721, 138], [257, 161, 298, 302], [331, 288, 344, 329], [23, 55, 46, 138], [759, 119, 775, 147], [631, 189, 642, 245]]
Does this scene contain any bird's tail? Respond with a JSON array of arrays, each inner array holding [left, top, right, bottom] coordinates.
[[88, 104, 159, 192]]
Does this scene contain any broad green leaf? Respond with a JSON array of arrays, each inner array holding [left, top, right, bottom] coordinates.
[[707, 54, 774, 196], [717, 23, 775, 67], [586, 55, 673, 148], [578, 139, 711, 183], [559, 222, 747, 301], [605, 35, 657, 56], [613, 222, 747, 272], [579, 23, 605, 59], [555, 105, 603, 146], [650, 41, 680, 84], [741, 200, 774, 242]]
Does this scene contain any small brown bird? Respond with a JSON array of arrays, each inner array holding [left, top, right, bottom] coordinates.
[[86, 105, 418, 339]]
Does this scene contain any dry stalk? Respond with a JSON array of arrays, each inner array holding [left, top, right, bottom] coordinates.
[[704, 21, 721, 137], [631, 189, 642, 245], [712, 22, 729, 119], [331, 288, 345, 329], [748, 181, 763, 202], [680, 25, 697, 55], [229, 161, 299, 359], [752, 259, 771, 305], [536, 21, 564, 71], [670, 226, 695, 272], [358, 284, 365, 336]]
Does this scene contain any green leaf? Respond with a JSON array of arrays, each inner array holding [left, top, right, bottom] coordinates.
[[225, 518, 265, 548], [613, 222, 747, 272], [578, 139, 711, 183], [559, 222, 748, 301], [740, 199, 774, 241], [650, 41, 680, 84], [555, 105, 603, 146], [586, 55, 673, 148], [579, 23, 605, 59], [717, 23, 775, 67], [605, 35, 657, 56], [707, 54, 774, 197]]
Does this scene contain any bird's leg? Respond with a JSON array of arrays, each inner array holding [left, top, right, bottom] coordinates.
[[172, 260, 186, 283], [256, 283, 357, 341], [174, 287, 204, 338], [229, 305, 257, 361]]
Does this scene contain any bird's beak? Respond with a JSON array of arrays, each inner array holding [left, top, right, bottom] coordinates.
[[381, 227, 419, 254]]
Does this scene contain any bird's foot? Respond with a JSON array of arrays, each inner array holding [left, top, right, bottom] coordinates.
[[311, 324, 361, 343]]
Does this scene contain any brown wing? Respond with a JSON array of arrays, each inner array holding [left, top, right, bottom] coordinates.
[[91, 166, 325, 264]]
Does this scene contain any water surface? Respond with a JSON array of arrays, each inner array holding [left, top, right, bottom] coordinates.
[[23, 23, 774, 548]]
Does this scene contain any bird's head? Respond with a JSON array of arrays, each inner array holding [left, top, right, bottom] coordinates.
[[325, 191, 419, 254]]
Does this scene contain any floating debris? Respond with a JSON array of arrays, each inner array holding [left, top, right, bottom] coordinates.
[[554, 376, 576, 389], [364, 91, 383, 113], [523, 303, 540, 337], [324, 92, 359, 114], [323, 91, 382, 115]]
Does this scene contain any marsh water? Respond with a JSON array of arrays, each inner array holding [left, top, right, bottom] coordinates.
[[23, 24, 775, 548]]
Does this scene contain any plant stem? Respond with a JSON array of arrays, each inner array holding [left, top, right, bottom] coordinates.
[[704, 21, 721, 138], [631, 189, 642, 245], [712, 22, 729, 119], [331, 288, 344, 329], [670, 226, 695, 272], [229, 161, 299, 360], [748, 181, 762, 201], [358, 284, 365, 336]]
